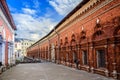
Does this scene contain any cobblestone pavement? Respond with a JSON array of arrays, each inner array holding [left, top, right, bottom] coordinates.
[[0, 63, 114, 80]]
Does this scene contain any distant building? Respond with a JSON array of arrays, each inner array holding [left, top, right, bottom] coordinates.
[[0, 0, 16, 67], [14, 38, 35, 61], [14, 38, 22, 61]]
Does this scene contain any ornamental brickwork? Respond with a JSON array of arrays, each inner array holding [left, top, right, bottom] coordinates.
[[27, 0, 120, 79]]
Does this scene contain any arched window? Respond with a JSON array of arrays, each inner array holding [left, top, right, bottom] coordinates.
[[114, 26, 120, 36], [71, 34, 75, 42], [80, 30, 86, 40], [92, 30, 104, 40], [60, 39, 63, 45], [64, 37, 68, 45]]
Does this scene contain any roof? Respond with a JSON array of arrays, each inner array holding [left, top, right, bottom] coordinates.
[[0, 0, 16, 30], [38, 0, 89, 41], [30, 0, 89, 47]]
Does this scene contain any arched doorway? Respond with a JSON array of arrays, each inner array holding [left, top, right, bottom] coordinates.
[[73, 51, 77, 63]]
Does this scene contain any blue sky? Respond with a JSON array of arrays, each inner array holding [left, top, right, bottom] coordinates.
[[6, 0, 82, 41]]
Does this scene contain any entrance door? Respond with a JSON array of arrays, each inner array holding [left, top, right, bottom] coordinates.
[[116, 45, 120, 79], [73, 51, 77, 63]]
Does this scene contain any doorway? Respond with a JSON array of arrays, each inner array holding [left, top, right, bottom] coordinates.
[[116, 45, 120, 79], [73, 51, 77, 63], [0, 43, 2, 66]]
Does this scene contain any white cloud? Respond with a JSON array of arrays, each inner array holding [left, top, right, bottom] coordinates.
[[10, 0, 82, 41], [32, 0, 40, 8], [49, 0, 82, 15], [13, 8, 57, 41], [30, 33, 40, 40], [22, 8, 36, 15]]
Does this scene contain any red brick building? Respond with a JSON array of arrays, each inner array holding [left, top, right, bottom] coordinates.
[[27, 0, 120, 79]]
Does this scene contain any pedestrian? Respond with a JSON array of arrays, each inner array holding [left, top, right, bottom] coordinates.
[[74, 59, 79, 69], [0, 62, 2, 67]]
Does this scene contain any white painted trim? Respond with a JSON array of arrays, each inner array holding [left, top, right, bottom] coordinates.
[[0, 9, 14, 34], [0, 43, 2, 62], [37, 0, 115, 44], [2, 41, 5, 65]]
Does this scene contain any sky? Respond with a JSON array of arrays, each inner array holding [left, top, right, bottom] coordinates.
[[6, 0, 82, 41]]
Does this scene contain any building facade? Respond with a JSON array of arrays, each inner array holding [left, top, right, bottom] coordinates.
[[14, 38, 35, 61], [0, 0, 16, 67], [14, 38, 23, 61], [27, 0, 120, 79]]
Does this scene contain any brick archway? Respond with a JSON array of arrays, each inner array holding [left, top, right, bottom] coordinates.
[[64, 37, 69, 62], [113, 26, 120, 36], [92, 30, 105, 41]]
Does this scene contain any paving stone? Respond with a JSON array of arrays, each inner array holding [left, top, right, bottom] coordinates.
[[0, 63, 114, 80]]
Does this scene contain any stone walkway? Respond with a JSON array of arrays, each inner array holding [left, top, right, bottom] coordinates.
[[0, 63, 114, 80]]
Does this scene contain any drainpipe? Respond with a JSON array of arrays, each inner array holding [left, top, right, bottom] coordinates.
[[54, 28, 60, 64], [47, 39, 50, 62], [37, 43, 40, 60]]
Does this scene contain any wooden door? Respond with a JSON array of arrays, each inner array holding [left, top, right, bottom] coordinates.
[[116, 45, 120, 79]]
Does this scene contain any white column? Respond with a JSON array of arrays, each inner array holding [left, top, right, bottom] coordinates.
[[2, 41, 5, 66], [12, 34, 15, 64], [0, 43, 2, 63], [11, 44, 15, 64], [8, 44, 10, 65]]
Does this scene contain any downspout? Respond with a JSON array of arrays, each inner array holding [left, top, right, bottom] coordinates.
[[37, 43, 40, 60], [47, 39, 50, 61]]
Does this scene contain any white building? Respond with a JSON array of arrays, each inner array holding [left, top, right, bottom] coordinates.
[[14, 38, 35, 61]]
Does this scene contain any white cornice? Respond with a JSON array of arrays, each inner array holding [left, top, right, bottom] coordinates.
[[55, 0, 114, 34], [29, 0, 115, 48], [0, 9, 14, 34]]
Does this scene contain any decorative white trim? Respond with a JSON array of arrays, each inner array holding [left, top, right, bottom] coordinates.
[[96, 18, 100, 24], [105, 69, 109, 77], [47, 0, 115, 40], [104, 45, 107, 48], [82, 26, 84, 31], [0, 43, 2, 62], [0, 9, 14, 34], [57, 0, 114, 34], [30, 0, 117, 48], [91, 67, 94, 73], [113, 70, 117, 79]]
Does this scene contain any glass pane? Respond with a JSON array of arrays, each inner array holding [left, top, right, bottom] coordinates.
[[97, 50, 105, 68], [82, 50, 88, 65]]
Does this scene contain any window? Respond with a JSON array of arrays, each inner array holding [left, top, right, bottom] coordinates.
[[97, 49, 106, 68], [82, 50, 88, 65], [15, 44, 17, 48]]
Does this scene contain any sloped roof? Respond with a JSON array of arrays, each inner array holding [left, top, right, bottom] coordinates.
[[0, 0, 16, 30], [30, 0, 89, 47], [39, 0, 89, 41]]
